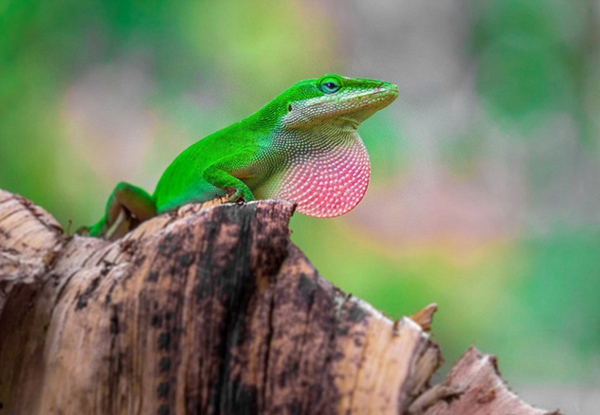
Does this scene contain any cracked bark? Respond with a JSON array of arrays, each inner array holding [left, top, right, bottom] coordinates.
[[0, 189, 562, 415]]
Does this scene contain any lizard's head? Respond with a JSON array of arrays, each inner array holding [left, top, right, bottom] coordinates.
[[279, 74, 398, 130], [254, 74, 398, 218]]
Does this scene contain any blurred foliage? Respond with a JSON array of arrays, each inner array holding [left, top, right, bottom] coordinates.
[[1, 0, 599, 391], [473, 0, 595, 139]]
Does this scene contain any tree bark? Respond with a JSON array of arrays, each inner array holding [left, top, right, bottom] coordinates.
[[0, 189, 562, 415]]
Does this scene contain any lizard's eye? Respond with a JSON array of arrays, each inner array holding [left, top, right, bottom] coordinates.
[[319, 78, 341, 94]]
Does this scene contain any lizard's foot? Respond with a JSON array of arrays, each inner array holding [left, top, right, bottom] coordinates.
[[75, 226, 91, 236], [225, 187, 253, 204]]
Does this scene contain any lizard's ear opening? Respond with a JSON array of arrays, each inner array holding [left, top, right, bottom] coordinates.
[[287, 103, 293, 112]]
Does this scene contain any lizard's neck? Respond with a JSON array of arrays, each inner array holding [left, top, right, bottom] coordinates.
[[254, 127, 370, 218]]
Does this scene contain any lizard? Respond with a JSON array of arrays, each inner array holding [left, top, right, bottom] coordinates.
[[82, 74, 398, 240]]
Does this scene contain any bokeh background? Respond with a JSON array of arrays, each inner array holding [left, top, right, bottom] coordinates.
[[2, 0, 599, 412]]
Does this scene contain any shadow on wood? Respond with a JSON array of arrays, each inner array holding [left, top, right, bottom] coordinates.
[[0, 190, 561, 414]]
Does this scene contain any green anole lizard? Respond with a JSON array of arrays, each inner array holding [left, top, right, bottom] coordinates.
[[83, 74, 398, 240]]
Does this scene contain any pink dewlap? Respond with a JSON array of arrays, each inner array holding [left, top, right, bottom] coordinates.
[[273, 138, 370, 218]]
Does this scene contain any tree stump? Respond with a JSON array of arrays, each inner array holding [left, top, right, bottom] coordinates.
[[0, 189, 562, 414]]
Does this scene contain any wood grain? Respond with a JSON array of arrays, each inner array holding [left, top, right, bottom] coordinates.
[[0, 190, 561, 415]]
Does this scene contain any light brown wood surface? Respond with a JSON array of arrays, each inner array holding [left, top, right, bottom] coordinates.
[[0, 189, 562, 415]]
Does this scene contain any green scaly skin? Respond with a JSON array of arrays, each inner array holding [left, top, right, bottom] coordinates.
[[85, 74, 398, 240]]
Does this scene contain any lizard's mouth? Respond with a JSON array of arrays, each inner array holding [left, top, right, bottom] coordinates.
[[349, 85, 399, 101], [280, 80, 398, 130], [287, 84, 398, 127], [306, 85, 398, 110]]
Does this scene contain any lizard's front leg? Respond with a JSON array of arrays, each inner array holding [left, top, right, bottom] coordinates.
[[202, 154, 256, 203]]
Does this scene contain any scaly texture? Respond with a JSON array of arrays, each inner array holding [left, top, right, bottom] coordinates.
[[87, 74, 398, 238], [257, 131, 370, 217]]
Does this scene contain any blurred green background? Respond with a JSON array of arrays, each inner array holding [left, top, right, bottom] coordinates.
[[2, 0, 599, 411]]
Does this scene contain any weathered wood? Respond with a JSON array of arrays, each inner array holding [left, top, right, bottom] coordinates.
[[0, 189, 562, 415], [418, 347, 561, 415], [0, 191, 64, 318]]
